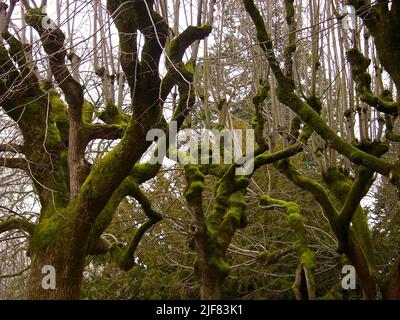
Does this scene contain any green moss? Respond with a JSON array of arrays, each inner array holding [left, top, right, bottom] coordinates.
[[130, 163, 159, 183], [208, 256, 230, 276], [184, 164, 205, 200], [168, 25, 211, 63], [324, 167, 352, 203], [286, 202, 300, 216], [32, 211, 64, 249], [83, 100, 95, 123], [99, 102, 129, 126], [186, 181, 204, 198], [49, 92, 69, 122], [234, 176, 250, 190], [184, 60, 196, 75], [95, 66, 105, 77], [45, 123, 62, 149], [288, 212, 303, 228], [252, 80, 270, 105], [109, 242, 124, 261], [300, 249, 316, 270], [26, 7, 45, 18], [306, 96, 322, 113]]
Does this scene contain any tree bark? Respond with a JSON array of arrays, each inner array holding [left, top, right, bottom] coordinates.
[[197, 263, 223, 300], [386, 258, 400, 300], [26, 250, 84, 300], [25, 210, 90, 300]]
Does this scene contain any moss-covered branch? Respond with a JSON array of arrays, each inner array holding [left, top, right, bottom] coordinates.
[[117, 219, 159, 271], [0, 218, 35, 235], [0, 157, 27, 171], [277, 159, 338, 226], [84, 124, 125, 142], [347, 0, 400, 89], [259, 195, 316, 299], [2, 31, 37, 82], [277, 162, 378, 298], [338, 166, 375, 232], [161, 25, 212, 102], [24, 3, 87, 200], [347, 48, 397, 115], [0, 144, 23, 153], [243, 0, 399, 188], [257, 246, 296, 266], [252, 80, 270, 151], [106, 0, 139, 91], [112, 177, 162, 271], [242, 0, 286, 83], [88, 162, 161, 252], [99, 102, 130, 127], [24, 6, 84, 113]]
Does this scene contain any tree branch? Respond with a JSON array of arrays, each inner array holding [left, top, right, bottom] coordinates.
[[0, 144, 24, 153], [0, 157, 27, 171], [24, 4, 85, 200], [347, 48, 397, 115], [243, 0, 398, 187], [0, 218, 35, 235]]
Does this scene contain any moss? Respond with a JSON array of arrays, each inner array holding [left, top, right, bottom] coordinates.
[[208, 256, 230, 276], [184, 164, 205, 200], [352, 208, 376, 268], [43, 123, 61, 149], [49, 91, 69, 123], [184, 59, 196, 75], [95, 66, 105, 77], [306, 96, 322, 113], [206, 178, 234, 229], [286, 202, 300, 216], [99, 102, 129, 126], [32, 211, 64, 249], [26, 7, 45, 20], [252, 80, 270, 106], [185, 164, 205, 181], [218, 191, 248, 248], [129, 163, 158, 183], [300, 249, 316, 270], [109, 242, 124, 261], [324, 167, 352, 203], [234, 176, 250, 190], [83, 100, 95, 123], [168, 24, 212, 63], [186, 181, 205, 198]]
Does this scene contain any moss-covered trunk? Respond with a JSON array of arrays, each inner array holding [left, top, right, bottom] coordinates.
[[196, 262, 224, 300], [25, 207, 90, 300], [26, 246, 85, 300]]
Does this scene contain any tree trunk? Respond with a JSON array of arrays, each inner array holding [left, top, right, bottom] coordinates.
[[25, 211, 90, 300], [197, 263, 223, 300], [26, 248, 85, 300], [386, 258, 400, 300], [346, 233, 377, 300]]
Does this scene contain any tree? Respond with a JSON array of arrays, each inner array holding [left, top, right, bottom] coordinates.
[[242, 0, 400, 299], [0, 0, 210, 299]]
